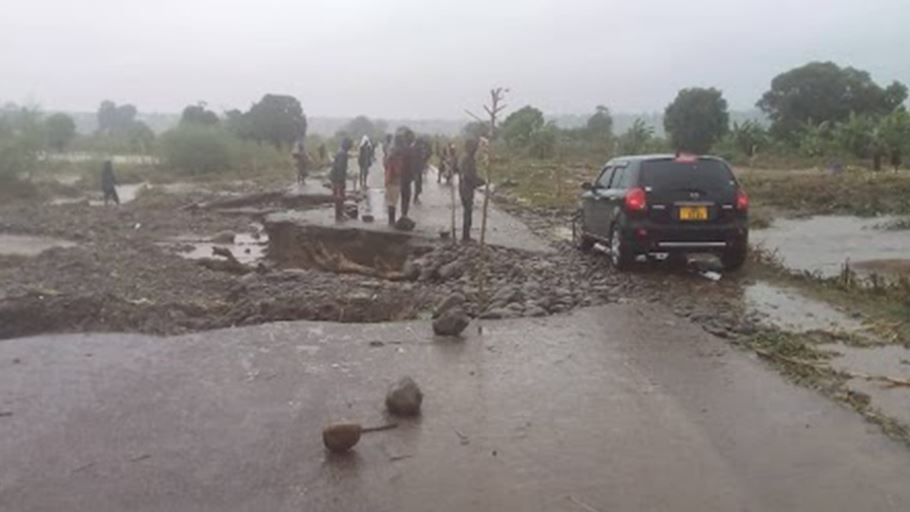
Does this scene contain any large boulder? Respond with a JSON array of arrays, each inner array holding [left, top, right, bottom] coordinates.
[[433, 307, 470, 336], [385, 377, 423, 416]]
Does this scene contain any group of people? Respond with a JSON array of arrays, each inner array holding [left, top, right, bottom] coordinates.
[[324, 128, 483, 241]]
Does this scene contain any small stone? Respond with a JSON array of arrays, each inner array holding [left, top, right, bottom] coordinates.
[[362, 214, 375, 223], [480, 308, 506, 320], [433, 307, 470, 336], [401, 261, 421, 281], [526, 306, 547, 317], [386, 377, 423, 416]]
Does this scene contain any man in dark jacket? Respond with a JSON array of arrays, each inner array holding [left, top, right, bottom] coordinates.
[[459, 138, 483, 242], [101, 160, 119, 206], [357, 137, 373, 190], [330, 138, 353, 221], [399, 128, 416, 218]]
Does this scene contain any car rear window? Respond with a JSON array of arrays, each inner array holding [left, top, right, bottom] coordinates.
[[640, 159, 735, 193]]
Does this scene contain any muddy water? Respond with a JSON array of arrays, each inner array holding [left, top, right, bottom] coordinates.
[[752, 215, 910, 278], [0, 234, 76, 256], [744, 281, 863, 333], [163, 231, 268, 265]]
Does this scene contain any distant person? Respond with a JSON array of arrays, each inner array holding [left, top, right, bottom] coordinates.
[[318, 144, 327, 166], [358, 136, 374, 189], [292, 139, 310, 185], [459, 138, 483, 242], [101, 160, 119, 206], [330, 138, 353, 221], [413, 137, 432, 203], [384, 133, 407, 225], [399, 128, 417, 217]]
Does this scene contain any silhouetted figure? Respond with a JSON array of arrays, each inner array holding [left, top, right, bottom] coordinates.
[[292, 139, 310, 184], [413, 137, 432, 203], [101, 160, 119, 206], [330, 138, 353, 221], [459, 139, 483, 241], [384, 133, 407, 225], [399, 128, 416, 217], [358, 136, 374, 189]]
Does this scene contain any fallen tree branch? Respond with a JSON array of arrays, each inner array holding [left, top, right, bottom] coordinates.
[[755, 348, 910, 388]]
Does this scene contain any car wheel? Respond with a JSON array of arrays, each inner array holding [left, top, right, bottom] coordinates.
[[721, 244, 747, 271], [572, 210, 594, 252], [609, 223, 634, 270]]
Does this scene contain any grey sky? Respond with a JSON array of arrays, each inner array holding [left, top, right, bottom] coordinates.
[[2, 0, 908, 119]]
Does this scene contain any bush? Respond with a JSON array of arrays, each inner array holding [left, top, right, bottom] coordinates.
[[158, 124, 286, 176]]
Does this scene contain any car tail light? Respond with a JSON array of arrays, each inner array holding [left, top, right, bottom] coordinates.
[[736, 189, 749, 212], [625, 187, 647, 212]]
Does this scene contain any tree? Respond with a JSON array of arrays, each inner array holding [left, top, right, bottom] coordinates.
[[243, 94, 307, 149], [834, 113, 890, 170], [617, 118, 655, 155], [462, 120, 490, 139], [664, 87, 729, 154], [339, 115, 386, 142], [127, 121, 155, 152], [97, 100, 139, 136], [585, 105, 613, 141], [880, 107, 910, 170], [728, 120, 768, 158], [758, 62, 908, 139], [500, 105, 544, 148], [528, 122, 559, 159], [44, 113, 76, 152], [0, 106, 43, 183], [180, 102, 220, 126]]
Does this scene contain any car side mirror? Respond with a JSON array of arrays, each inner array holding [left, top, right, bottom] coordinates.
[[581, 182, 593, 191]]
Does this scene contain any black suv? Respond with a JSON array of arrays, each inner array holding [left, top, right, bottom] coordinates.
[[574, 154, 748, 270]]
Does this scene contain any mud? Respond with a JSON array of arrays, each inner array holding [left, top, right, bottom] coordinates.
[[825, 343, 910, 427], [0, 234, 76, 257]]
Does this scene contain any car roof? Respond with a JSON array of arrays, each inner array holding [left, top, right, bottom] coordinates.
[[607, 154, 727, 165]]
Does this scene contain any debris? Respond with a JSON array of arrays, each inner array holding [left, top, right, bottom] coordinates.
[[0, 411, 12, 418], [389, 454, 413, 462], [385, 377, 423, 416], [698, 270, 722, 281], [452, 427, 470, 445], [129, 453, 151, 463], [362, 214, 375, 223], [322, 422, 398, 453], [433, 307, 470, 336]]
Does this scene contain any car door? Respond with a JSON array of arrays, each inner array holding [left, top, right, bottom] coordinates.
[[599, 162, 630, 235], [583, 165, 615, 239]]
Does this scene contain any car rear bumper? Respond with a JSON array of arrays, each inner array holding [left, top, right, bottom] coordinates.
[[621, 219, 748, 253]]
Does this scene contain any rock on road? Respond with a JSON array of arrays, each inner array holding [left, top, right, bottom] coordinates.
[[1, 304, 909, 511]]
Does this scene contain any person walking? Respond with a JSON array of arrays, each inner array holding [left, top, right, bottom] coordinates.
[[384, 133, 407, 226], [399, 128, 416, 218], [358, 136, 374, 190], [458, 138, 483, 242], [330, 138, 353, 221], [292, 139, 310, 185], [101, 160, 119, 206]]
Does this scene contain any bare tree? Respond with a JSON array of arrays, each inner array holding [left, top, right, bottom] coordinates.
[[466, 87, 508, 319]]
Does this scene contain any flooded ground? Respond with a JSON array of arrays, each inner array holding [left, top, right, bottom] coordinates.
[[744, 281, 863, 333], [752, 215, 910, 278], [0, 234, 76, 257], [162, 231, 268, 265]]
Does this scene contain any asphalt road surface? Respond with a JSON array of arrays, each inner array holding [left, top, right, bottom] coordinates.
[[2, 304, 909, 511]]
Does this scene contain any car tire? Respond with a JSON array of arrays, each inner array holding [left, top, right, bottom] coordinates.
[[573, 210, 594, 252], [609, 222, 634, 270], [721, 244, 747, 271]]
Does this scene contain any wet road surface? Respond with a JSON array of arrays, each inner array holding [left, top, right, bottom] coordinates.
[[2, 304, 909, 511]]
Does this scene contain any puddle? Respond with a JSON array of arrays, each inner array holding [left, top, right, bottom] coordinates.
[[162, 230, 268, 265], [824, 343, 910, 427], [0, 234, 77, 257], [744, 281, 863, 333], [752, 215, 910, 278]]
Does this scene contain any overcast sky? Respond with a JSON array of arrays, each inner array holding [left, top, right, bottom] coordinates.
[[2, 0, 908, 119]]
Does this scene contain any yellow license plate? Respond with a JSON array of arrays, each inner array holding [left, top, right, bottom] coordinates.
[[679, 206, 708, 221]]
